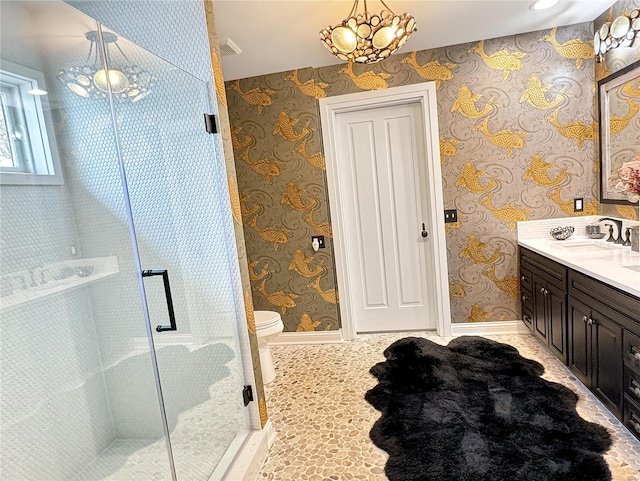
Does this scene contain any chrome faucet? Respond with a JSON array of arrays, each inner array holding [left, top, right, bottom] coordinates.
[[597, 217, 624, 244]]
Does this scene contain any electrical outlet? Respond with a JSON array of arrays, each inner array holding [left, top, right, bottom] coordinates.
[[311, 236, 325, 248], [444, 209, 458, 223], [574, 198, 584, 212]]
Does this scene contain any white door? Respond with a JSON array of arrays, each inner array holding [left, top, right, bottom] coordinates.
[[334, 101, 437, 332]]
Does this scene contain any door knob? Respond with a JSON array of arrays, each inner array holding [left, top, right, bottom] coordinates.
[[421, 223, 428, 238]]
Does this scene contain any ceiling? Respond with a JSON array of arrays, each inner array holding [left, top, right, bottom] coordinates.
[[213, 0, 617, 81]]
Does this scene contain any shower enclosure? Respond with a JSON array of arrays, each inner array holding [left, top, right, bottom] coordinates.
[[0, 2, 253, 480]]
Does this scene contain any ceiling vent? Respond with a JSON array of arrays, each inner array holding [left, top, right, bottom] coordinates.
[[219, 38, 242, 57]]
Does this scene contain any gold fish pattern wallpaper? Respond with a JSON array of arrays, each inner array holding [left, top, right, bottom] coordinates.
[[225, 10, 634, 328], [203, 0, 267, 426], [226, 67, 341, 332], [597, 0, 640, 221]]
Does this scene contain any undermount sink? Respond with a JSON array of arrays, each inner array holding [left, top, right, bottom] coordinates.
[[555, 240, 619, 251]]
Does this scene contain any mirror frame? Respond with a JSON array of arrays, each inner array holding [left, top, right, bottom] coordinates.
[[598, 59, 640, 205]]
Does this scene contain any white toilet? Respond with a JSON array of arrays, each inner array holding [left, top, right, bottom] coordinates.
[[254, 310, 284, 384]]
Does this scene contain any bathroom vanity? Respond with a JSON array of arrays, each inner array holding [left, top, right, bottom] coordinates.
[[518, 218, 640, 440]]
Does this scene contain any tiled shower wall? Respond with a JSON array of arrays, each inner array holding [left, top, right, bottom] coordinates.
[[226, 6, 638, 330]]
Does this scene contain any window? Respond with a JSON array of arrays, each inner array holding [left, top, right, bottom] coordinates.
[[0, 61, 63, 185]]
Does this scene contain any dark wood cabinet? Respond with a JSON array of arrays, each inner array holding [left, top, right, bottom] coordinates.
[[520, 248, 567, 363], [520, 247, 640, 440], [568, 298, 591, 388], [568, 295, 623, 417], [567, 269, 639, 436], [623, 329, 640, 440], [592, 312, 624, 417]]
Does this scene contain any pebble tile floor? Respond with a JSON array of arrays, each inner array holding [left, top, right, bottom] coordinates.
[[258, 331, 640, 481]]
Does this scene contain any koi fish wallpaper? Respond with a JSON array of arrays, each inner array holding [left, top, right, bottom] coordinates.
[[223, 3, 639, 331]]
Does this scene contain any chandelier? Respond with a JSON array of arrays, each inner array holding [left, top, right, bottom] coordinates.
[[58, 31, 155, 102], [320, 0, 417, 64]]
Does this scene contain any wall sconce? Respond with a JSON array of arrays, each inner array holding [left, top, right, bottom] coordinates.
[[594, 9, 640, 62]]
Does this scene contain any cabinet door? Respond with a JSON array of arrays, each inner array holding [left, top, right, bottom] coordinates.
[[568, 298, 591, 387], [547, 283, 567, 363], [592, 312, 624, 419], [533, 276, 547, 342]]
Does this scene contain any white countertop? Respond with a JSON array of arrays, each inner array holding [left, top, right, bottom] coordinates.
[[518, 237, 640, 298]]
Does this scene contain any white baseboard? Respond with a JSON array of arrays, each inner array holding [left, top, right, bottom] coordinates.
[[450, 320, 531, 336], [265, 419, 278, 448], [269, 330, 344, 345], [220, 421, 276, 481]]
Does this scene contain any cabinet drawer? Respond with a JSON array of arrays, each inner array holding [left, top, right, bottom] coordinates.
[[624, 370, 640, 406], [623, 395, 640, 440], [569, 270, 640, 328], [520, 248, 566, 291], [624, 329, 640, 371], [522, 306, 533, 331], [520, 287, 533, 313], [520, 268, 533, 292]]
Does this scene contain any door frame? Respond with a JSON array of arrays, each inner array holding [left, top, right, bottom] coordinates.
[[319, 82, 451, 339]]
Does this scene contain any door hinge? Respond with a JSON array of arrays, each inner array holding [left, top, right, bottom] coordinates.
[[204, 113, 218, 134], [242, 385, 254, 406]]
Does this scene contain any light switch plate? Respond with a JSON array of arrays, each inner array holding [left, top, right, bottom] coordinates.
[[574, 198, 584, 212], [444, 209, 458, 223]]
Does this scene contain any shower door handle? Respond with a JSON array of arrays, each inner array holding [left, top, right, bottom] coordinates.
[[142, 269, 177, 332]]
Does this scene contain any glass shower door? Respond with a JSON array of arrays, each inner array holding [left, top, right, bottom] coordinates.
[[100, 27, 251, 481], [0, 3, 175, 480]]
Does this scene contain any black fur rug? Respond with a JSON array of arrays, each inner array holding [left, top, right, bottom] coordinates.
[[365, 336, 612, 481]]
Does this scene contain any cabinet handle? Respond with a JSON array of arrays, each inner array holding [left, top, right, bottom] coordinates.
[[582, 315, 588, 323], [540, 287, 545, 294], [591, 318, 597, 326], [521, 295, 530, 302], [635, 353, 640, 362], [521, 275, 528, 282], [634, 387, 640, 398], [523, 314, 531, 323]]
